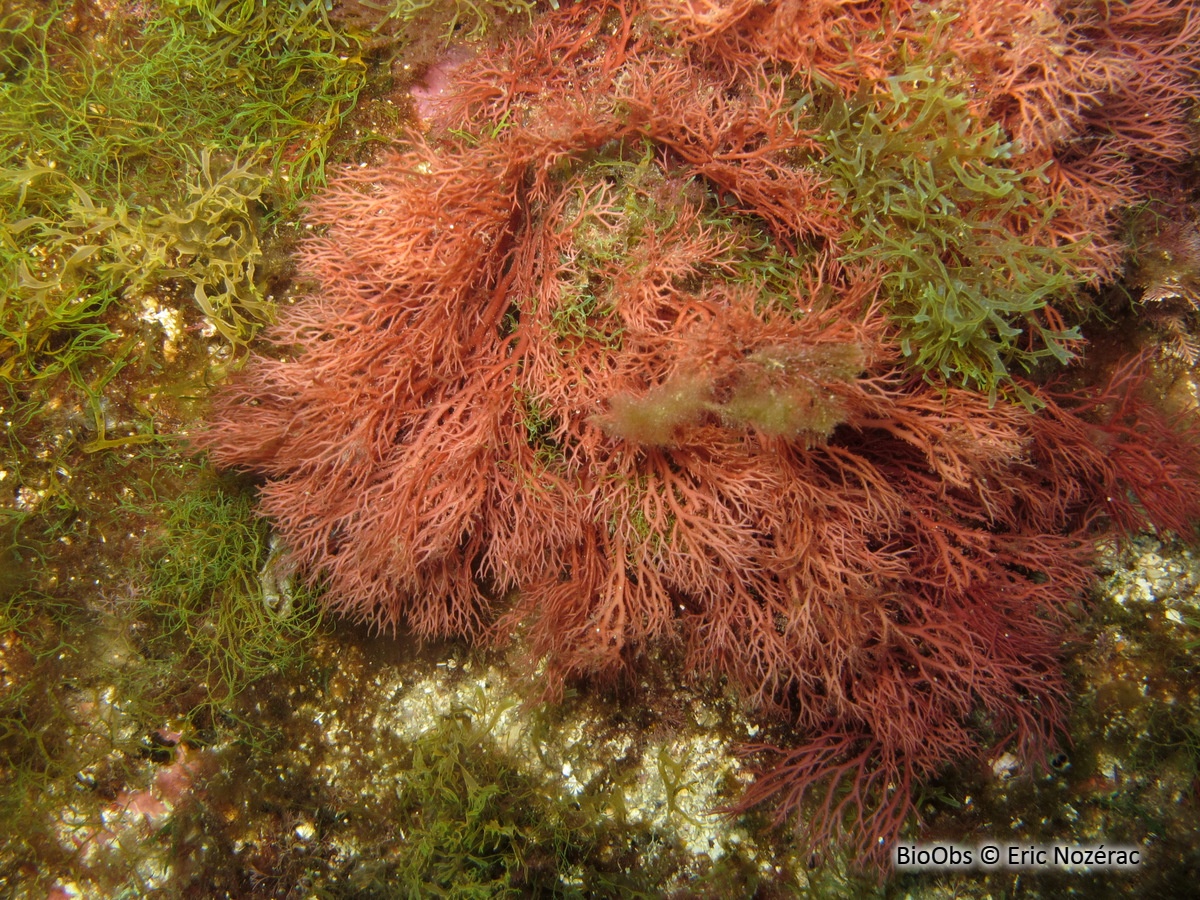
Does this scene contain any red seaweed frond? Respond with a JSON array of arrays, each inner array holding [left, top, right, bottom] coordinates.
[[195, 0, 1200, 872]]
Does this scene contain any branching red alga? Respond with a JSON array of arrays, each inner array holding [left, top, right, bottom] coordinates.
[[198, 0, 1200, 871]]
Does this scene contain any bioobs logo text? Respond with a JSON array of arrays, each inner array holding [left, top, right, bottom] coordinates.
[[894, 843, 1143, 870], [894, 844, 976, 869]]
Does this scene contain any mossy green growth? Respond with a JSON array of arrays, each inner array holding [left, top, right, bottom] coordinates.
[[719, 342, 865, 441], [134, 466, 324, 709], [0, 588, 94, 888], [0, 0, 380, 577], [807, 64, 1085, 404], [598, 342, 866, 446], [344, 0, 537, 42], [0, 0, 370, 394], [384, 695, 595, 897], [599, 372, 713, 446], [513, 385, 570, 473], [0, 0, 366, 202]]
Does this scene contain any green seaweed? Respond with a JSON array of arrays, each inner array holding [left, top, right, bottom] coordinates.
[[597, 342, 866, 446], [363, 688, 677, 899], [0, 1, 366, 202], [371, 691, 598, 897], [9, 151, 272, 350], [0, 0, 370, 407], [343, 0, 537, 42], [133, 465, 325, 709], [805, 65, 1086, 404], [0, 8, 370, 880]]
